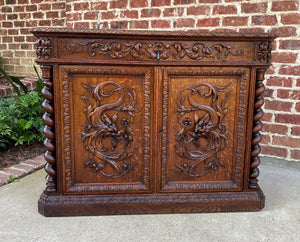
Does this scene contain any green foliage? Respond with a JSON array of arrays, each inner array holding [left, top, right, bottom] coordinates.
[[8, 175, 19, 183], [33, 65, 44, 96], [0, 92, 44, 150], [0, 57, 28, 96]]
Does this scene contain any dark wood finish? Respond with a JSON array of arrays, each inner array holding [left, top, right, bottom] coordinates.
[[30, 28, 274, 216]]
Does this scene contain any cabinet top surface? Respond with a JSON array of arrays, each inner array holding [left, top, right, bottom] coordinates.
[[30, 27, 274, 41]]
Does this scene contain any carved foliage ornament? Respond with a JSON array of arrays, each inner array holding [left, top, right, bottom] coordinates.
[[257, 42, 272, 63], [66, 41, 244, 61], [81, 81, 138, 178], [35, 38, 52, 59], [175, 83, 229, 177]]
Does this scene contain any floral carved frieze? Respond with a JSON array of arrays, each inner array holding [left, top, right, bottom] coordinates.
[[175, 83, 230, 177], [81, 81, 139, 179], [35, 38, 52, 59], [64, 40, 245, 61]]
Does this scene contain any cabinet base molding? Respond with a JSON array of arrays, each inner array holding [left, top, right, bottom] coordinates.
[[38, 189, 264, 216]]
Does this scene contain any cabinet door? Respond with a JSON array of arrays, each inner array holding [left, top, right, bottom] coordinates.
[[158, 67, 252, 192], [58, 66, 153, 194]]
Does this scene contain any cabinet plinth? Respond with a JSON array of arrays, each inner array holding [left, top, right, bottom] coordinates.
[[30, 28, 274, 216]]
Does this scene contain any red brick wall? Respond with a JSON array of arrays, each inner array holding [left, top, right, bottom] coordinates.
[[0, 0, 299, 161]]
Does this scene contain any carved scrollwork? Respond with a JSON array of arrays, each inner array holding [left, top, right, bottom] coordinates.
[[173, 43, 244, 60], [35, 38, 52, 59], [65, 41, 245, 61], [67, 41, 170, 60], [257, 42, 272, 63], [81, 81, 139, 178], [175, 83, 229, 177]]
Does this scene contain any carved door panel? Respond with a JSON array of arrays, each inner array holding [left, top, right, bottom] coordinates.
[[158, 67, 251, 192], [59, 65, 153, 194]]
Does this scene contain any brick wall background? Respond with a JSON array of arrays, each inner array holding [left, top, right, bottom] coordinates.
[[0, 0, 299, 161]]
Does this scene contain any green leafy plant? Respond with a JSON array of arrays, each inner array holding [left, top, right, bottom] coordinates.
[[33, 65, 44, 96], [8, 175, 19, 183], [0, 92, 44, 150], [0, 57, 28, 96]]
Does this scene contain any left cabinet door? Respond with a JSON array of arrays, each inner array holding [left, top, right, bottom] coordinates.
[[57, 66, 153, 194]]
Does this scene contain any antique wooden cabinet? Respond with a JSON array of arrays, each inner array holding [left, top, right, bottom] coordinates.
[[30, 28, 273, 216]]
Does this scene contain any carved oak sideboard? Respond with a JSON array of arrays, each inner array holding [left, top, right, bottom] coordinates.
[[30, 28, 273, 216]]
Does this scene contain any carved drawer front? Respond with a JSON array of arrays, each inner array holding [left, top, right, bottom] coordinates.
[[159, 67, 251, 192], [59, 66, 152, 194]]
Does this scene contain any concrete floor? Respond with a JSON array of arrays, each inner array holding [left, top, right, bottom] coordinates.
[[0, 160, 299, 241]]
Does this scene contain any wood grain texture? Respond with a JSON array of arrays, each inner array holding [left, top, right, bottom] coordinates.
[[33, 28, 273, 216]]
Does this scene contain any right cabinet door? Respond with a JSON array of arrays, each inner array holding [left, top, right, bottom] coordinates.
[[158, 67, 252, 192]]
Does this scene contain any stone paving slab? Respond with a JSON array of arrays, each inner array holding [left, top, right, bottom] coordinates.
[[0, 155, 45, 187]]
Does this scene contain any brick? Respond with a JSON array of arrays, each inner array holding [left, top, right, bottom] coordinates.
[[111, 21, 128, 29], [187, 6, 210, 16], [266, 77, 293, 87], [174, 18, 195, 28], [0, 173, 9, 181], [7, 14, 18, 20], [120, 10, 138, 19], [279, 40, 300, 50], [271, 1, 299, 11], [197, 18, 220, 27], [260, 134, 270, 144], [12, 164, 34, 172], [14, 6, 24, 12], [67, 13, 82, 21], [262, 123, 288, 135], [110, 0, 128, 9], [291, 126, 300, 136], [39, 4, 51, 11], [198, 0, 219, 2], [84, 12, 98, 20], [6, 0, 16, 4], [174, 0, 195, 4], [261, 145, 287, 158], [297, 79, 300, 87], [279, 65, 300, 76], [1, 6, 12, 12], [264, 100, 292, 112], [101, 11, 117, 20], [269, 27, 297, 37], [46, 11, 59, 19], [151, 20, 171, 28], [151, 0, 171, 7], [2, 168, 22, 176], [74, 22, 89, 29], [2, 36, 12, 42], [14, 36, 24, 42], [141, 9, 161, 18], [252, 15, 277, 26], [265, 65, 275, 75], [129, 0, 148, 8], [281, 13, 300, 25], [25, 5, 37, 11], [17, 0, 28, 3], [213, 5, 237, 15], [32, 12, 44, 19], [241, 2, 267, 13], [130, 20, 149, 29], [38, 20, 51, 26], [91, 2, 108, 10], [73, 2, 89, 11], [296, 102, 300, 112], [22, 160, 43, 167], [271, 52, 297, 63], [52, 19, 65, 27], [52, 3, 65, 10], [19, 13, 31, 19], [2, 21, 13, 28], [163, 7, 184, 17], [273, 136, 300, 148], [275, 114, 300, 125], [291, 150, 300, 160], [223, 17, 248, 26]]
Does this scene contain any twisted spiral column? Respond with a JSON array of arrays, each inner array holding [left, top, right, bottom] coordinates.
[[41, 65, 56, 193], [249, 68, 266, 189]]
